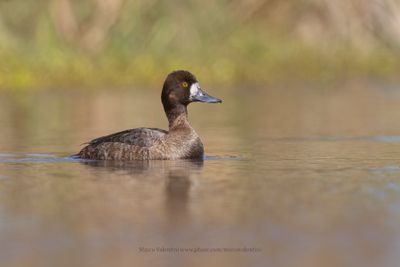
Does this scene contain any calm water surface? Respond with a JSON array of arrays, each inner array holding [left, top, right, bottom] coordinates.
[[1, 81, 400, 267]]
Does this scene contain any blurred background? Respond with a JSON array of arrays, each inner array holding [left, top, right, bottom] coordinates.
[[1, 0, 400, 90]]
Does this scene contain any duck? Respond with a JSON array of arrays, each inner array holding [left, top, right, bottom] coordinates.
[[76, 70, 222, 160]]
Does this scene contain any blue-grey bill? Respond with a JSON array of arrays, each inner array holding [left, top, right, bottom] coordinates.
[[192, 89, 222, 103]]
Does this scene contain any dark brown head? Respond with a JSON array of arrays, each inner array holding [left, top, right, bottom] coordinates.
[[161, 70, 222, 111]]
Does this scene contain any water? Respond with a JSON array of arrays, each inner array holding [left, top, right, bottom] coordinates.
[[1, 82, 400, 267]]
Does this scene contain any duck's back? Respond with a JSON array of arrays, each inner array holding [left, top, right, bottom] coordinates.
[[78, 128, 168, 160], [87, 127, 167, 147]]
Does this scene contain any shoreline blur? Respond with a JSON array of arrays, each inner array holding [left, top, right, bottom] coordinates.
[[1, 0, 400, 90]]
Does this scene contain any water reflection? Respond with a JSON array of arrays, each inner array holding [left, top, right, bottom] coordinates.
[[81, 158, 203, 175], [81, 159, 203, 225]]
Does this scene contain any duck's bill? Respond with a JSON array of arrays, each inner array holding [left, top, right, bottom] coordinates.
[[190, 87, 222, 103]]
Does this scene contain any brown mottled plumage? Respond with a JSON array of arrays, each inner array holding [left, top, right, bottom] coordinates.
[[76, 70, 222, 160]]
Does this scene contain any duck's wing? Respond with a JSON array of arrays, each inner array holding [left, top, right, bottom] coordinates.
[[86, 128, 168, 147]]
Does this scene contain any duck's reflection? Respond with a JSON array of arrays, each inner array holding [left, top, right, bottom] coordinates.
[[81, 159, 203, 175], [81, 159, 203, 224], [162, 161, 203, 225]]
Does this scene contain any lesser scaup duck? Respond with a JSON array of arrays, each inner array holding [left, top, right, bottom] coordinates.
[[76, 70, 222, 160]]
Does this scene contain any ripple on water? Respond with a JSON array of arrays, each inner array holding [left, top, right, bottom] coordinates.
[[204, 155, 243, 161], [369, 165, 400, 173], [0, 153, 242, 164], [0, 153, 80, 163], [372, 136, 400, 142], [268, 135, 400, 143]]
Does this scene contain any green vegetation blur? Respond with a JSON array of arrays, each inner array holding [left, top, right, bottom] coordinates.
[[1, 0, 400, 90]]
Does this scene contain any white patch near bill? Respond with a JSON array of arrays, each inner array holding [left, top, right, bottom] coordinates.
[[190, 82, 201, 97]]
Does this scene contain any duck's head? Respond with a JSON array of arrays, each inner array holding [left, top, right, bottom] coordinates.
[[161, 70, 222, 109]]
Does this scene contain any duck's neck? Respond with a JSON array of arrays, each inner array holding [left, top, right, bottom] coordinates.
[[164, 104, 191, 130]]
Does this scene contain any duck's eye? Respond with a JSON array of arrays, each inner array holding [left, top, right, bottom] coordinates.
[[181, 82, 189, 88]]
